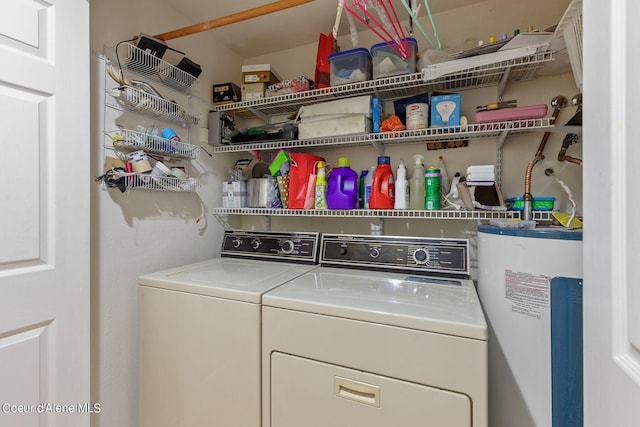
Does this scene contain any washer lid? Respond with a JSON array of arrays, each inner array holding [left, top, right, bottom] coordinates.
[[138, 258, 318, 303], [263, 267, 487, 340]]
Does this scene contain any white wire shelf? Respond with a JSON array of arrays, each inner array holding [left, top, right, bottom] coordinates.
[[214, 51, 555, 119], [209, 118, 555, 153], [106, 129, 201, 159], [119, 42, 200, 93], [103, 172, 201, 193], [211, 207, 553, 221], [107, 86, 200, 126]]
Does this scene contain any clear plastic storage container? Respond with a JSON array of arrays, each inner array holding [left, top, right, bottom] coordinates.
[[371, 38, 418, 79], [329, 48, 372, 86]]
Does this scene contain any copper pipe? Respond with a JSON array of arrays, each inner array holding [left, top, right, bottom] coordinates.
[[523, 96, 568, 195], [557, 133, 583, 166], [154, 0, 315, 41], [522, 96, 567, 220]]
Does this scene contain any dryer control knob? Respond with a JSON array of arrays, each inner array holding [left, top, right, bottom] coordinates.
[[281, 240, 294, 254], [413, 248, 430, 264], [232, 238, 243, 248], [369, 247, 381, 259], [339, 246, 348, 256], [251, 239, 262, 250]]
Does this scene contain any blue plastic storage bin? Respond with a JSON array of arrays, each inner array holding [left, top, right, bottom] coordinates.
[[329, 48, 372, 86], [371, 38, 418, 79]]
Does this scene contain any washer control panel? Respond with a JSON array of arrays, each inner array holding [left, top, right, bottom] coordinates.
[[321, 234, 469, 277], [221, 231, 320, 263]]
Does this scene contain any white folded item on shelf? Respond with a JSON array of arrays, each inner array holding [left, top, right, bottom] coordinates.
[[299, 95, 372, 123], [298, 115, 372, 139]]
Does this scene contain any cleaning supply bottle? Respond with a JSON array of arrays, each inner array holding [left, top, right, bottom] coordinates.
[[314, 161, 328, 209], [438, 155, 451, 198], [394, 159, 408, 209], [409, 154, 425, 210], [358, 169, 369, 208], [424, 166, 442, 210], [369, 156, 395, 209], [364, 166, 375, 208], [327, 157, 358, 209]]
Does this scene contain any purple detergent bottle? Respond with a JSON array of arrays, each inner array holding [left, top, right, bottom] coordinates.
[[327, 157, 359, 210]]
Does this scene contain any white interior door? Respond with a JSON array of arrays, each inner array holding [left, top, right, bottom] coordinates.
[[584, 0, 640, 425], [0, 1, 90, 427]]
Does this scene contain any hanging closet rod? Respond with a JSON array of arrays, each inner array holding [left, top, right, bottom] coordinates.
[[154, 0, 315, 41]]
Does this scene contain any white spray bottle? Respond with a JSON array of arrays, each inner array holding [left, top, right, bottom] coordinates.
[[409, 154, 425, 210], [394, 158, 408, 209]]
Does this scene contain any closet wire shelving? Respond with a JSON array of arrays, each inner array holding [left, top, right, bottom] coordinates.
[[120, 42, 200, 93], [101, 43, 203, 193], [211, 49, 568, 222]]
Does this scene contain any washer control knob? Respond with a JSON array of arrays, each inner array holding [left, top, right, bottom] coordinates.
[[251, 239, 262, 250], [232, 238, 243, 248], [281, 240, 294, 254], [369, 247, 381, 259], [413, 248, 430, 264], [339, 246, 348, 256]]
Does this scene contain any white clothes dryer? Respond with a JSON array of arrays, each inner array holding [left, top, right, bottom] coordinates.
[[262, 234, 488, 427], [137, 230, 320, 427]]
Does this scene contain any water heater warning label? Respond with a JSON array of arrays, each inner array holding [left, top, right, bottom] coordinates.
[[504, 269, 550, 319]]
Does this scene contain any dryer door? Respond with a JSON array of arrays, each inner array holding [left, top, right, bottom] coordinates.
[[270, 352, 471, 427]]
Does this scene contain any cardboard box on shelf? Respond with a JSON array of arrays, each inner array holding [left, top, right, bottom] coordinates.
[[212, 82, 241, 104], [241, 83, 267, 101], [241, 64, 281, 85]]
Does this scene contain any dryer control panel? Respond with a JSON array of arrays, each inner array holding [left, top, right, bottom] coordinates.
[[320, 234, 469, 277], [221, 230, 320, 263]]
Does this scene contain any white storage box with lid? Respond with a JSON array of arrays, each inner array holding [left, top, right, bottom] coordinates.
[[329, 48, 372, 86], [371, 38, 418, 79], [298, 95, 372, 139]]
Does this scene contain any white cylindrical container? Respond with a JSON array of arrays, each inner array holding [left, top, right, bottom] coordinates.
[[405, 103, 429, 130], [477, 225, 583, 427]]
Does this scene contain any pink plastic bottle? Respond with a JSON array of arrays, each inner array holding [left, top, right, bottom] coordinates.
[[369, 156, 395, 209], [327, 157, 359, 209]]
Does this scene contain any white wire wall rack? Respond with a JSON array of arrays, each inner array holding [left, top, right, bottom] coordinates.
[[102, 172, 201, 193], [119, 42, 200, 93], [213, 51, 555, 119], [106, 86, 200, 126], [211, 207, 553, 221], [209, 117, 555, 154], [105, 129, 201, 159]]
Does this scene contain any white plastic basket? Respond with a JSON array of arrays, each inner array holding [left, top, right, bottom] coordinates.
[[555, 0, 583, 90]]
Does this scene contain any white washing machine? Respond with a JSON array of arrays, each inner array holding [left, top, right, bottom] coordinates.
[[262, 234, 488, 427], [137, 230, 320, 427]]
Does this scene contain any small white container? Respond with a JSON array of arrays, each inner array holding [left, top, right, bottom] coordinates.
[[405, 103, 429, 130]]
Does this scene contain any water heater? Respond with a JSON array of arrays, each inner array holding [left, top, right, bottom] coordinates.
[[477, 225, 583, 427]]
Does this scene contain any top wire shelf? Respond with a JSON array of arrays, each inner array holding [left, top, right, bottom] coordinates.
[[214, 50, 555, 119], [119, 42, 200, 94]]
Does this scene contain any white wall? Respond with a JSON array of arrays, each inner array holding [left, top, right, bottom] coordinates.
[[89, 1, 242, 426], [89, 0, 580, 425]]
